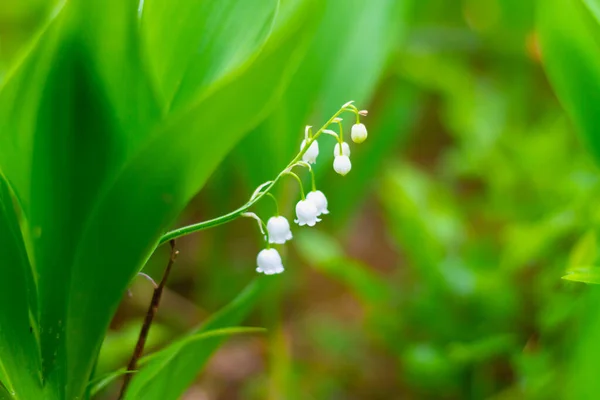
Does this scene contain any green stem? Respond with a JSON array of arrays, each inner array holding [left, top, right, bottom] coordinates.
[[265, 192, 280, 216], [261, 219, 270, 248], [158, 106, 353, 244], [309, 167, 316, 192], [283, 171, 305, 199], [336, 120, 344, 145]]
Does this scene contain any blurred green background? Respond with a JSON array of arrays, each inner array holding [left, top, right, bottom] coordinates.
[[2, 0, 600, 399]]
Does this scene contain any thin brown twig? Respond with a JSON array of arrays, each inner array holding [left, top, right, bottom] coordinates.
[[117, 239, 179, 399]]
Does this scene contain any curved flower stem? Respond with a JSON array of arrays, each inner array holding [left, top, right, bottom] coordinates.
[[158, 105, 354, 245], [282, 171, 305, 199], [308, 167, 316, 192], [265, 192, 280, 216], [322, 129, 340, 140], [336, 120, 344, 146]]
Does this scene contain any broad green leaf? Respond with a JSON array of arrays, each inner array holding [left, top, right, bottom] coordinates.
[[0, 176, 43, 399], [235, 0, 413, 187], [90, 327, 264, 397], [140, 0, 279, 110], [88, 370, 134, 398], [0, 4, 159, 395], [64, 3, 313, 398], [95, 321, 172, 375], [538, 0, 600, 164], [562, 267, 600, 284], [124, 279, 271, 400], [0, 0, 305, 398], [583, 0, 600, 23]]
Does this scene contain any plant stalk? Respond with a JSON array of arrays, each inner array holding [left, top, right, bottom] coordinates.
[[117, 239, 179, 399]]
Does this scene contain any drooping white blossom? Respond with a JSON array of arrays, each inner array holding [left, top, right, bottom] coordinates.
[[294, 199, 321, 226], [306, 190, 329, 216], [266, 216, 293, 244], [300, 139, 319, 164], [333, 155, 352, 176], [256, 248, 284, 275], [333, 142, 351, 157], [351, 123, 368, 143]]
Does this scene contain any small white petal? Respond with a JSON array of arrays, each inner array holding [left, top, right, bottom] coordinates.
[[351, 123, 368, 143], [333, 142, 351, 157], [333, 155, 352, 176], [300, 139, 319, 164], [266, 216, 293, 244], [295, 199, 320, 226], [256, 248, 285, 275], [342, 100, 355, 108], [306, 190, 329, 215]]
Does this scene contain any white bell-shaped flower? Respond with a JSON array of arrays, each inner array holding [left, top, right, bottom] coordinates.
[[266, 216, 293, 244], [256, 248, 284, 275], [306, 190, 329, 215], [300, 139, 319, 164], [351, 123, 368, 143], [294, 199, 321, 226], [333, 142, 351, 157], [333, 155, 352, 176]]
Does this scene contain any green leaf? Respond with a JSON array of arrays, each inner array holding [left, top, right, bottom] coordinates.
[[235, 0, 413, 187], [567, 287, 600, 399], [562, 267, 600, 285], [90, 327, 264, 397], [538, 0, 600, 164], [124, 279, 271, 400], [88, 370, 135, 398], [568, 230, 598, 269], [0, 176, 43, 399], [582, 0, 600, 23], [140, 0, 279, 110], [563, 230, 600, 284], [0, 0, 308, 398]]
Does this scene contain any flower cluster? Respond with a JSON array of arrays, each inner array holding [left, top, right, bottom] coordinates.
[[243, 101, 368, 275]]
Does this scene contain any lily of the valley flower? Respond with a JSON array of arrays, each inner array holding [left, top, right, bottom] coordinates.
[[300, 139, 319, 164], [256, 248, 284, 275], [334, 142, 351, 157], [295, 199, 321, 226], [267, 216, 293, 244], [333, 155, 352, 176], [306, 190, 329, 215], [351, 123, 368, 143]]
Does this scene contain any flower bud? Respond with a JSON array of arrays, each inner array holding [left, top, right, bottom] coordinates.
[[333, 155, 351, 176], [300, 139, 319, 164], [294, 199, 321, 226], [333, 142, 351, 157], [306, 190, 329, 215], [266, 216, 293, 244], [351, 123, 367, 143], [256, 248, 284, 275]]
